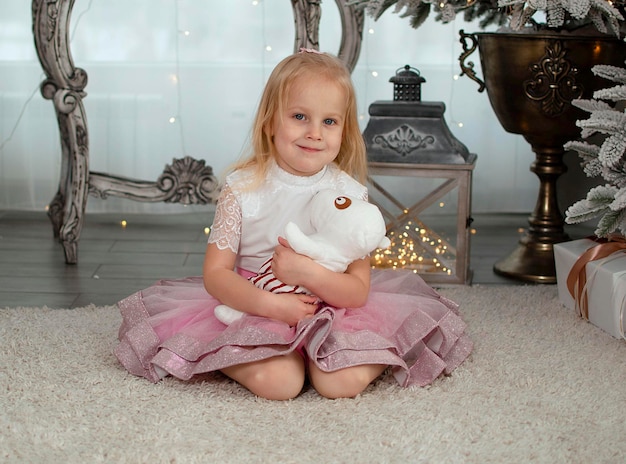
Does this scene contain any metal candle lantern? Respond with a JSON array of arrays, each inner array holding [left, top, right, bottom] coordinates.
[[364, 65, 472, 165], [390, 65, 425, 102], [364, 66, 477, 285]]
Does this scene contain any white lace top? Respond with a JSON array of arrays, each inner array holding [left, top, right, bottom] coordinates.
[[208, 161, 367, 273]]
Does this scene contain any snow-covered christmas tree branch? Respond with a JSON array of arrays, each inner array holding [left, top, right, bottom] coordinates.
[[565, 63, 626, 237]]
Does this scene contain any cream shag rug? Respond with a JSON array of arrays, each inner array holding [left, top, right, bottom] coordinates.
[[1, 285, 625, 464]]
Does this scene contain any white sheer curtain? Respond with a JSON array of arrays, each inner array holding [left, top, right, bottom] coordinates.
[[0, 0, 541, 214]]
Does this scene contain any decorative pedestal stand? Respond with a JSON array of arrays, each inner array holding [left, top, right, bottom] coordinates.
[[459, 30, 626, 283]]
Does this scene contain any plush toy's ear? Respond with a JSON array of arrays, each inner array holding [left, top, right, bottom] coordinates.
[[214, 304, 246, 325], [378, 236, 391, 249]]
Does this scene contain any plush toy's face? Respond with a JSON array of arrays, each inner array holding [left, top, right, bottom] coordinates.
[[309, 189, 389, 257]]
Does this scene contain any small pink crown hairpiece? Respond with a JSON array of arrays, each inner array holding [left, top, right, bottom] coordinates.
[[299, 48, 324, 54]]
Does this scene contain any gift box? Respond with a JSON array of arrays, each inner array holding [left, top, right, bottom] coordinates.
[[554, 238, 626, 340]]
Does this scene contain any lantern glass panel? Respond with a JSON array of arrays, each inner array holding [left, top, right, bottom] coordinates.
[[367, 163, 474, 285]]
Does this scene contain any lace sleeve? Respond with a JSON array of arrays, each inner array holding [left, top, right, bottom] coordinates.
[[207, 184, 241, 253]]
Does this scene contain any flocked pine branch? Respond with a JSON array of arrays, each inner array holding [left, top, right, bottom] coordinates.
[[594, 84, 626, 101], [598, 131, 626, 168], [500, 0, 624, 34], [596, 207, 626, 234], [351, 0, 625, 34], [565, 63, 626, 237], [575, 110, 626, 146], [349, 0, 510, 29], [563, 140, 603, 176], [566, 185, 619, 224], [593, 64, 626, 83]]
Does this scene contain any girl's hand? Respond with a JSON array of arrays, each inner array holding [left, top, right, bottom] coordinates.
[[272, 237, 317, 287], [272, 237, 371, 310], [267, 292, 319, 326]]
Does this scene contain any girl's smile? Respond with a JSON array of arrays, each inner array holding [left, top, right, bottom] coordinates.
[[271, 74, 347, 177]]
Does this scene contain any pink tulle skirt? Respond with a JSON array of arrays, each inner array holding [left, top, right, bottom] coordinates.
[[115, 269, 472, 387]]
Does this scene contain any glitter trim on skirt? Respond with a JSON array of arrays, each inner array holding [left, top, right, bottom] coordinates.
[[114, 269, 472, 387]]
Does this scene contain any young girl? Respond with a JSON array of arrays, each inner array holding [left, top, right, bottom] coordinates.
[[115, 50, 472, 400]]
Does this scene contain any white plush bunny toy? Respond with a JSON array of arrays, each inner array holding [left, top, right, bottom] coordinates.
[[214, 189, 391, 325]]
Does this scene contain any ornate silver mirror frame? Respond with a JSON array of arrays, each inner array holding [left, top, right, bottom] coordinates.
[[31, 0, 363, 263]]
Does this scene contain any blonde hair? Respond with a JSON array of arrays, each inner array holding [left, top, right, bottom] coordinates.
[[230, 51, 367, 185]]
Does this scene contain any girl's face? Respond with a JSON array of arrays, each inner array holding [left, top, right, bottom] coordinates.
[[271, 74, 347, 177]]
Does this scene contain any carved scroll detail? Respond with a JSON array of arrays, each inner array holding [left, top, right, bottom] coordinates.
[[89, 157, 220, 205], [373, 124, 436, 156], [524, 40, 584, 117]]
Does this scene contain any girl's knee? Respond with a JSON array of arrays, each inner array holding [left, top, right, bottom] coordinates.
[[247, 364, 305, 400], [310, 364, 386, 399], [311, 370, 368, 399], [223, 353, 305, 400]]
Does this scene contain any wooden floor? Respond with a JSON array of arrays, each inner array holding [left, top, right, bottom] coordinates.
[[0, 209, 594, 309]]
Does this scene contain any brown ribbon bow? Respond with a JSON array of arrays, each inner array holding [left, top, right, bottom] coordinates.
[[566, 236, 626, 320]]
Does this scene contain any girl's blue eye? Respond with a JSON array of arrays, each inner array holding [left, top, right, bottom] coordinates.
[[324, 118, 336, 125], [294, 114, 305, 120]]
